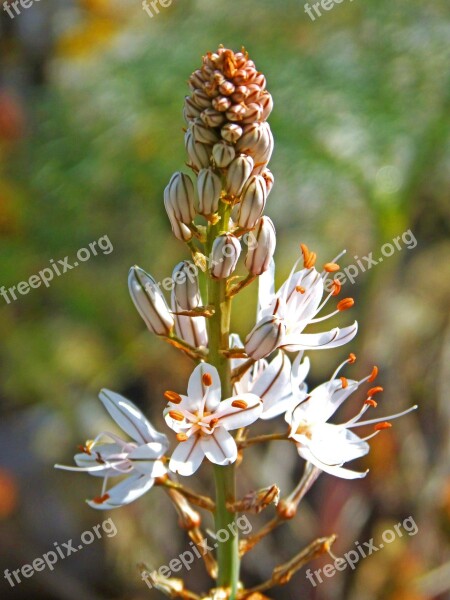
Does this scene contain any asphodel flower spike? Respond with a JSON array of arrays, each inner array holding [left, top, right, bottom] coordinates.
[[55, 390, 169, 509], [164, 363, 262, 476]]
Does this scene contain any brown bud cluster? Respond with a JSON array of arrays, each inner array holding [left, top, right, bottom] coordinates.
[[184, 46, 274, 180]]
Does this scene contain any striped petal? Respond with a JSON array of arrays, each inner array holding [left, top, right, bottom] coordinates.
[[201, 427, 237, 466], [169, 436, 205, 476], [86, 473, 155, 510]]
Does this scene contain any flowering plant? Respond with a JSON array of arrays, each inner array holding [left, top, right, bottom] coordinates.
[[56, 47, 416, 600]]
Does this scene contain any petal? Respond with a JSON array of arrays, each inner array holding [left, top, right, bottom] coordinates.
[[298, 447, 368, 480], [291, 353, 310, 400], [86, 473, 155, 510], [187, 363, 221, 411], [99, 389, 169, 448], [213, 394, 262, 430], [250, 351, 294, 419], [292, 378, 359, 424], [171, 292, 208, 349], [169, 436, 205, 476], [201, 427, 238, 466], [128, 443, 168, 476], [257, 258, 275, 319], [308, 424, 370, 465], [73, 443, 130, 477], [281, 322, 358, 352]]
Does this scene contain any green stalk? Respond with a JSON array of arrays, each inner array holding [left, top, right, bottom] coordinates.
[[206, 203, 240, 598]]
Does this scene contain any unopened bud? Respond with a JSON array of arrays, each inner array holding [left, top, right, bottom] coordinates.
[[184, 96, 202, 121], [261, 168, 275, 194], [226, 155, 254, 196], [212, 96, 232, 112], [164, 172, 195, 224], [245, 217, 276, 276], [245, 315, 286, 360], [172, 261, 201, 310], [167, 214, 193, 242], [201, 108, 226, 128], [236, 122, 273, 164], [237, 175, 267, 229], [185, 129, 212, 170], [221, 123, 243, 143], [241, 102, 263, 124], [197, 168, 222, 216], [260, 91, 273, 120], [226, 104, 247, 122], [191, 118, 220, 145], [192, 88, 212, 109], [212, 141, 236, 168], [210, 234, 241, 279], [128, 266, 174, 336]]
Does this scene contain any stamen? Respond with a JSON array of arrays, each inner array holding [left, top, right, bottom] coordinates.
[[296, 285, 306, 294], [365, 399, 378, 407], [331, 279, 342, 296], [209, 418, 219, 428], [92, 493, 110, 504], [202, 373, 213, 386], [168, 410, 185, 421], [349, 405, 417, 428], [300, 243, 317, 269], [348, 353, 356, 364], [232, 399, 248, 409], [367, 386, 383, 396], [340, 377, 348, 389], [177, 433, 189, 442], [164, 391, 182, 404], [337, 298, 354, 311], [374, 422, 392, 431], [77, 444, 91, 455], [368, 366, 378, 383], [323, 262, 340, 273]]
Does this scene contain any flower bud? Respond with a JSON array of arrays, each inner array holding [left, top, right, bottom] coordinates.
[[191, 119, 220, 144], [236, 122, 273, 164], [241, 102, 263, 124], [210, 234, 241, 279], [164, 172, 195, 224], [245, 216, 276, 275], [200, 108, 225, 128], [226, 104, 247, 122], [260, 92, 273, 120], [185, 129, 211, 170], [245, 315, 286, 360], [219, 81, 235, 96], [197, 168, 222, 216], [212, 96, 232, 112], [261, 168, 274, 194], [172, 261, 201, 310], [167, 214, 193, 242], [128, 266, 174, 336], [171, 292, 208, 348], [226, 155, 254, 196], [236, 175, 267, 229], [221, 123, 243, 143], [212, 141, 236, 168], [192, 89, 212, 109], [184, 96, 202, 121]]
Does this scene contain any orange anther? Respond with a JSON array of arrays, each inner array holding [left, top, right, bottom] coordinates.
[[300, 243, 317, 269], [231, 399, 248, 409], [374, 422, 392, 431], [331, 279, 342, 296], [348, 353, 357, 364], [177, 433, 189, 442], [209, 418, 219, 428], [202, 373, 213, 386], [368, 366, 378, 382], [368, 386, 383, 396], [324, 262, 340, 273], [365, 399, 378, 408], [92, 493, 110, 504], [337, 298, 355, 311], [168, 410, 185, 421], [296, 286, 306, 294], [164, 391, 182, 404], [340, 376, 348, 389]]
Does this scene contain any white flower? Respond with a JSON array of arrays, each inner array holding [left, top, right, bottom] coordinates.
[[55, 390, 169, 509], [230, 334, 309, 420], [285, 357, 418, 479], [164, 363, 262, 476], [245, 245, 358, 359]]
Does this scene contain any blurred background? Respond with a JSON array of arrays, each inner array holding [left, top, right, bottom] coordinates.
[[0, 0, 449, 598]]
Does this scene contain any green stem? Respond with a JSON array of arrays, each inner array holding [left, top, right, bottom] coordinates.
[[206, 203, 240, 598]]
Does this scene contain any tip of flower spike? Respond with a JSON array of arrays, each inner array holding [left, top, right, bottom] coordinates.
[[368, 366, 378, 382], [324, 262, 340, 273], [164, 390, 182, 404], [202, 373, 213, 386], [368, 386, 383, 396], [331, 279, 342, 296], [232, 399, 248, 409], [340, 376, 348, 389], [337, 297, 355, 311], [91, 493, 110, 505], [348, 352, 357, 364], [374, 422, 392, 431]]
